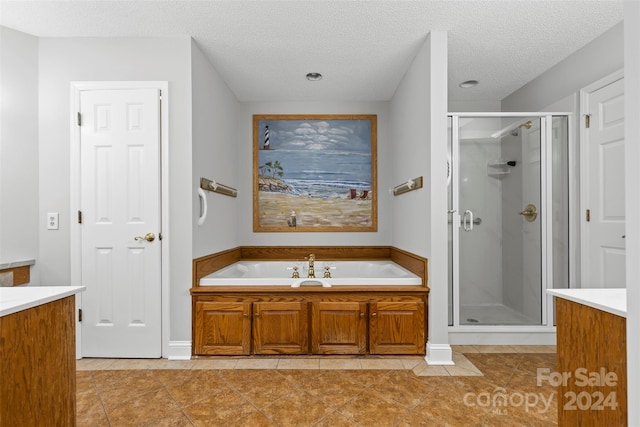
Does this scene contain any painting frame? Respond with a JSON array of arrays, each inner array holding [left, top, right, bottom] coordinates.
[[253, 114, 377, 232]]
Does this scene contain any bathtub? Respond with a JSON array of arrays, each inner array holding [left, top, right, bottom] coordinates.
[[199, 260, 422, 287]]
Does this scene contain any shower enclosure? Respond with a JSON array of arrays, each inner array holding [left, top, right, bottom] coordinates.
[[448, 114, 570, 342]]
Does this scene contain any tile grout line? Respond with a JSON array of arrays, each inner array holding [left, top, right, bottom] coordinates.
[[150, 369, 197, 427]]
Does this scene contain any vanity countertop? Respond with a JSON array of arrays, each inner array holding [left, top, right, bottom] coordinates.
[[0, 259, 36, 270], [547, 288, 626, 318], [0, 286, 85, 317]]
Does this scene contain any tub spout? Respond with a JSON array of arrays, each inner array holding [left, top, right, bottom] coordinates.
[[307, 254, 315, 278]]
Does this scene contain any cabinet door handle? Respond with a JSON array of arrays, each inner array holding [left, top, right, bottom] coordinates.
[[360, 312, 365, 318], [254, 313, 259, 318], [371, 312, 377, 318], [243, 313, 249, 318]]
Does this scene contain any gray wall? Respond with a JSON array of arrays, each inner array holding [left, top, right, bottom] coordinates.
[[0, 27, 40, 282], [3, 27, 450, 355], [38, 36, 194, 343], [191, 40, 240, 257], [502, 22, 623, 112], [390, 32, 449, 355], [236, 101, 392, 246]]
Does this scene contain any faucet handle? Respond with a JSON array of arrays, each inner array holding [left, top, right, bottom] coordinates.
[[323, 265, 331, 278]]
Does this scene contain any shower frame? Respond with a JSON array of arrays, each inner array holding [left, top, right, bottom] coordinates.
[[448, 112, 572, 344]]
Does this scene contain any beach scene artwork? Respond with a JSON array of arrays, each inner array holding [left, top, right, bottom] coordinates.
[[253, 115, 377, 232]]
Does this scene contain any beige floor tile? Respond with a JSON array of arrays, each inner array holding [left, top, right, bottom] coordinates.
[[319, 358, 362, 370], [474, 345, 519, 353], [234, 358, 279, 369], [413, 364, 450, 376], [510, 345, 557, 353], [451, 345, 480, 354], [76, 354, 557, 426], [444, 364, 484, 376], [76, 358, 118, 370], [191, 359, 238, 369], [360, 359, 405, 370], [400, 358, 424, 369], [152, 359, 197, 370], [277, 358, 320, 369], [105, 358, 164, 370], [452, 352, 483, 374]]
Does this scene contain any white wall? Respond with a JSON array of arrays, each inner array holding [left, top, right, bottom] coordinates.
[[624, 3, 640, 424], [0, 27, 40, 282], [390, 38, 431, 256], [38, 36, 194, 343], [236, 101, 391, 246], [191, 40, 240, 257], [458, 138, 503, 309], [390, 31, 450, 363], [502, 22, 623, 112], [449, 100, 500, 113]]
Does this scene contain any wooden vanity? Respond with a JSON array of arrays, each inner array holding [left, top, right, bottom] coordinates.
[[0, 286, 84, 426], [548, 289, 627, 426], [191, 246, 428, 357]]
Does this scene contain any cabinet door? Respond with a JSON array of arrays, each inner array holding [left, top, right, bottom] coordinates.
[[311, 301, 367, 354], [194, 301, 251, 355], [369, 301, 425, 355], [253, 301, 308, 354]]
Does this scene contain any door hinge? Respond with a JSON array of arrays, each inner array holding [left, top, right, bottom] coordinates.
[[159, 89, 162, 101], [78, 210, 83, 224], [585, 114, 591, 128], [586, 209, 591, 222], [77, 112, 82, 126], [78, 308, 83, 322]]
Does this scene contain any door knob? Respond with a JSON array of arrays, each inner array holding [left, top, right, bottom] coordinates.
[[519, 204, 538, 222], [134, 232, 155, 242]]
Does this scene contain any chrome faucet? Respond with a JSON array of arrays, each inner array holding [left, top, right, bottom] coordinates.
[[307, 254, 315, 278]]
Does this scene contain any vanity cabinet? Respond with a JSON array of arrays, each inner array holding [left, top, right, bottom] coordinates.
[[253, 301, 308, 354], [312, 301, 367, 354], [370, 301, 425, 355], [194, 301, 251, 355], [192, 294, 426, 356]]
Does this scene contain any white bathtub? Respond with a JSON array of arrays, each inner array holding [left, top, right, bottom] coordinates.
[[199, 261, 422, 287]]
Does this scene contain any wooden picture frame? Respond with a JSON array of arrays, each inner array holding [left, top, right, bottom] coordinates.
[[253, 114, 377, 232]]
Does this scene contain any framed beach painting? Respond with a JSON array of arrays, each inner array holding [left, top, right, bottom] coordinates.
[[253, 114, 377, 232]]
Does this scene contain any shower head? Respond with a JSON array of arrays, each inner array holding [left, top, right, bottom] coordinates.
[[510, 120, 532, 136]]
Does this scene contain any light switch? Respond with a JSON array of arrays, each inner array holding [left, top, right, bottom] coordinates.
[[47, 212, 59, 230]]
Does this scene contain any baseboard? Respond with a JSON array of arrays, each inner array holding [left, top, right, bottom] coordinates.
[[166, 341, 192, 360], [425, 341, 454, 365], [448, 326, 556, 345]]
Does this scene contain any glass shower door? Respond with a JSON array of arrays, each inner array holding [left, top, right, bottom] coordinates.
[[454, 116, 543, 326]]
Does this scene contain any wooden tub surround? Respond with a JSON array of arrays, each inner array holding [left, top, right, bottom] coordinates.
[[191, 246, 428, 357]]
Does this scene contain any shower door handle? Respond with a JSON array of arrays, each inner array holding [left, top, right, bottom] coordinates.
[[463, 210, 474, 232]]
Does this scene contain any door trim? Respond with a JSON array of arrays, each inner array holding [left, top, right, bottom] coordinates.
[[70, 81, 170, 358], [579, 69, 624, 287]]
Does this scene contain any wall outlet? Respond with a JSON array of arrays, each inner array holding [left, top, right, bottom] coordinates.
[[47, 212, 59, 230]]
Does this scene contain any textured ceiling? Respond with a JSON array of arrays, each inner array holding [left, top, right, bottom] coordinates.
[[0, 0, 624, 103]]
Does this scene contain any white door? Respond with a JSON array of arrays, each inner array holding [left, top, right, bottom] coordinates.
[[80, 88, 162, 357], [582, 76, 626, 288]]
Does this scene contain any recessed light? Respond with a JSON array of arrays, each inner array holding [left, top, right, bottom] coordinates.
[[459, 80, 479, 88], [306, 72, 323, 81]]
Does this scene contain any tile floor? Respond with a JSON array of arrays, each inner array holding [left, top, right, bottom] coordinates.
[[76, 345, 558, 426]]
